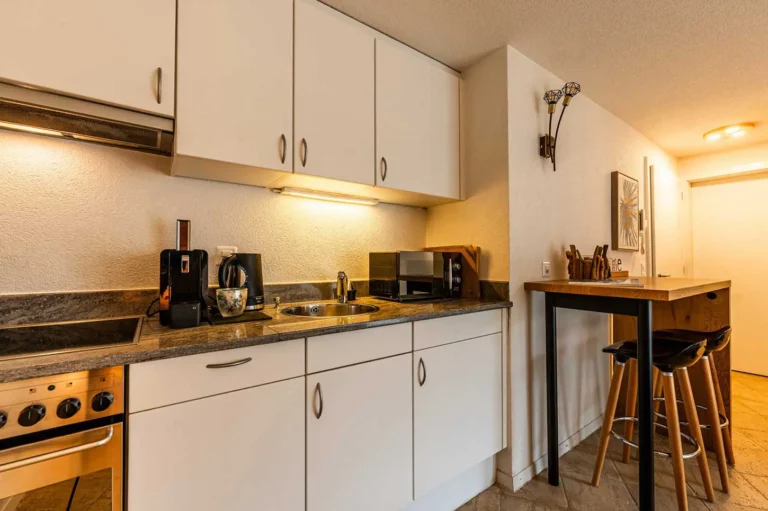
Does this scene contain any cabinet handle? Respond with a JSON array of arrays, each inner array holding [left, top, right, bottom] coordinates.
[[205, 357, 252, 369], [279, 134, 287, 164], [380, 157, 387, 181], [418, 357, 427, 387], [300, 138, 308, 167], [156, 67, 163, 105], [313, 382, 323, 419]]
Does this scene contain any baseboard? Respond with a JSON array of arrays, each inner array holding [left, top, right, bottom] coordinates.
[[499, 414, 604, 492]]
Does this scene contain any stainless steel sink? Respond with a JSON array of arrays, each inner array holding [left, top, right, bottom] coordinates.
[[280, 303, 380, 317]]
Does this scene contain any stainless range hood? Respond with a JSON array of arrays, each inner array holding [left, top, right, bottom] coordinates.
[[0, 82, 174, 155]]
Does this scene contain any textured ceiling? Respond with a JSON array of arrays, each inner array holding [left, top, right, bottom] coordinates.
[[323, 0, 768, 158]]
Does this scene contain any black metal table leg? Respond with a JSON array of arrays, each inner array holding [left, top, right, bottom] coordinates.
[[637, 300, 655, 510], [545, 293, 559, 486]]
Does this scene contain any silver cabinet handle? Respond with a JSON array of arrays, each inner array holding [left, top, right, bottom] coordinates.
[[313, 382, 323, 419], [380, 157, 387, 181], [279, 134, 287, 164], [0, 426, 113, 473], [156, 67, 163, 105], [418, 358, 427, 387], [206, 357, 252, 369], [300, 138, 308, 167]]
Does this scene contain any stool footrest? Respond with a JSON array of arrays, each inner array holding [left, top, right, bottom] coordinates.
[[652, 397, 729, 430], [611, 417, 701, 460]]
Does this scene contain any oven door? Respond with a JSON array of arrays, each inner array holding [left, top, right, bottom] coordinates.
[[0, 423, 122, 511]]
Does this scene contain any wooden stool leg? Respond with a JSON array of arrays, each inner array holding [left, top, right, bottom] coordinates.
[[593, 362, 626, 486], [709, 355, 735, 465], [622, 359, 638, 463], [701, 356, 730, 493], [652, 368, 664, 434], [677, 367, 715, 502], [662, 372, 689, 511]]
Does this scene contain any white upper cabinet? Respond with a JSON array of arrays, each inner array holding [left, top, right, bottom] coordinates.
[[294, 0, 375, 185], [376, 38, 461, 199], [307, 355, 413, 511], [176, 0, 293, 172], [0, 0, 175, 116]]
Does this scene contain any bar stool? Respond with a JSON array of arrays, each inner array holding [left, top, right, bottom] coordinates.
[[592, 338, 716, 510], [653, 327, 734, 493]]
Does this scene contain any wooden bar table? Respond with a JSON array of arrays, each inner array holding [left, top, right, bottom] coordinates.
[[524, 277, 731, 511]]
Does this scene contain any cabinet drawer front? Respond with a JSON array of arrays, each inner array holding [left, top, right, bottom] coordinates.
[[414, 310, 502, 351], [129, 340, 304, 412], [128, 378, 305, 511], [307, 323, 411, 373]]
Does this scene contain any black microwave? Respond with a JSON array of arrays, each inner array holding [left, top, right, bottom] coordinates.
[[369, 251, 463, 301]]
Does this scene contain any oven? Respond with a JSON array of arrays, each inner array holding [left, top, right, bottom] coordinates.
[[0, 367, 124, 511]]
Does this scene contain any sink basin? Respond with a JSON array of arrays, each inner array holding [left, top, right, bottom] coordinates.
[[280, 303, 380, 317]]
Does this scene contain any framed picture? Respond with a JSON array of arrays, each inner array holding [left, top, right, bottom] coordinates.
[[611, 171, 639, 251]]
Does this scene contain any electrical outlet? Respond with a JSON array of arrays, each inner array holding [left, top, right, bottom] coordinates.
[[640, 263, 646, 277], [542, 262, 552, 278], [215, 246, 237, 270]]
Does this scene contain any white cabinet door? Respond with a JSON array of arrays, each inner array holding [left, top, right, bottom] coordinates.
[[376, 38, 460, 199], [128, 378, 305, 511], [294, 0, 375, 185], [414, 333, 503, 498], [307, 355, 412, 511], [0, 0, 175, 116], [176, 0, 293, 172]]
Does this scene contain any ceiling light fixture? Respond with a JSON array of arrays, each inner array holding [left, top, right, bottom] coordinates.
[[271, 187, 380, 206], [703, 123, 755, 142], [540, 82, 581, 171]]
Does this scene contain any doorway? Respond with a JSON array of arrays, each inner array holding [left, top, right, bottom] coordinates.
[[691, 172, 768, 376]]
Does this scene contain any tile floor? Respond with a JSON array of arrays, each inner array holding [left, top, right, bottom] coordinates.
[[461, 371, 768, 510]]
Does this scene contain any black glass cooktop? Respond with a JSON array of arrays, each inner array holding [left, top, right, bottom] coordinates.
[[0, 317, 142, 360]]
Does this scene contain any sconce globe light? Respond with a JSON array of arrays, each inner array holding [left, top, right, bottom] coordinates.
[[540, 82, 581, 171]]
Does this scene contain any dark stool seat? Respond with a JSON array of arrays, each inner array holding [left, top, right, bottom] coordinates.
[[603, 338, 706, 373], [654, 327, 732, 354]]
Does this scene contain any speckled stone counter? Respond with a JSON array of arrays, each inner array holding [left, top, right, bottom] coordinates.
[[0, 297, 511, 383]]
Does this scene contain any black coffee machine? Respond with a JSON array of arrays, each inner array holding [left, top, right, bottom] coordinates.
[[159, 220, 209, 328], [218, 253, 265, 311]]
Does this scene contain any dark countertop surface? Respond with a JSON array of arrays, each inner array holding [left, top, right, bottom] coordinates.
[[0, 297, 511, 383]]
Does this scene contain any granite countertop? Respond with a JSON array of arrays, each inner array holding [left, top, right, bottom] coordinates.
[[0, 297, 511, 383]]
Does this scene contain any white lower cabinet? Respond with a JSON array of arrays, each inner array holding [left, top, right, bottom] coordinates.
[[307, 354, 413, 511], [128, 377, 305, 511], [414, 333, 504, 498]]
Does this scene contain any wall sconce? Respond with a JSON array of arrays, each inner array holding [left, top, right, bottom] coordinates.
[[539, 82, 581, 171]]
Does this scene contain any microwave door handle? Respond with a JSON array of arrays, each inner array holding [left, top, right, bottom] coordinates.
[[0, 426, 114, 473], [448, 258, 452, 295]]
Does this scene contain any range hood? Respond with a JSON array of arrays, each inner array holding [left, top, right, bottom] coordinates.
[[0, 82, 174, 155]]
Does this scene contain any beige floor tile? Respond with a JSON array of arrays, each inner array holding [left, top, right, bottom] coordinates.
[[500, 492, 565, 510], [688, 466, 768, 509], [732, 408, 768, 433], [561, 443, 622, 483], [624, 484, 709, 511], [731, 445, 768, 478], [513, 472, 569, 509], [740, 474, 768, 502], [457, 500, 477, 511], [732, 428, 767, 452], [476, 485, 501, 511], [614, 454, 700, 497], [560, 474, 636, 511]]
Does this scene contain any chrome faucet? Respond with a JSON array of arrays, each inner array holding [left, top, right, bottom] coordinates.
[[336, 271, 350, 303]]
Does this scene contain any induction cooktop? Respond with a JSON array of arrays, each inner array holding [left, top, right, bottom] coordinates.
[[0, 316, 142, 360]]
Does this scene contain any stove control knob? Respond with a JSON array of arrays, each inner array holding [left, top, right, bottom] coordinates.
[[0, 411, 7, 429], [18, 404, 46, 427], [92, 392, 114, 412], [57, 398, 82, 419]]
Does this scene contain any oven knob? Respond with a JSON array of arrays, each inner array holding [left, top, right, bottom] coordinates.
[[57, 398, 82, 419], [452, 263, 461, 271], [92, 392, 114, 412], [18, 404, 46, 427], [0, 411, 7, 429]]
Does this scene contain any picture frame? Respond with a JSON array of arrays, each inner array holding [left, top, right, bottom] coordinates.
[[611, 171, 640, 251]]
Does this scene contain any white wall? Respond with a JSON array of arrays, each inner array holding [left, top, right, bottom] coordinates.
[[0, 130, 426, 294], [426, 47, 510, 282], [679, 142, 768, 182], [501, 46, 683, 486]]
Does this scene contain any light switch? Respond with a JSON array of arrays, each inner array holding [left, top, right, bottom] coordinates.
[[542, 262, 551, 278]]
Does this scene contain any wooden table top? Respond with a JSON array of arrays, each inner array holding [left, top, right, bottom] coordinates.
[[524, 277, 731, 302]]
